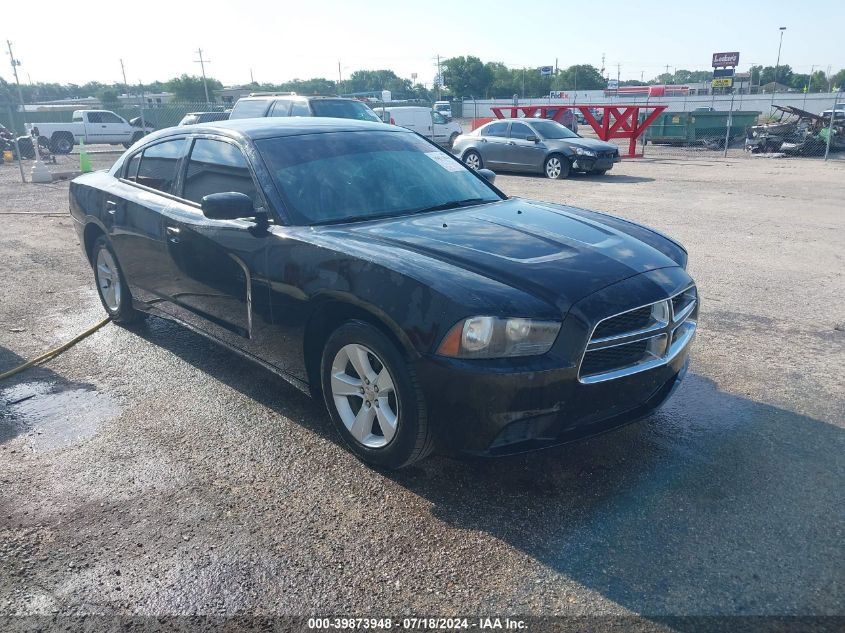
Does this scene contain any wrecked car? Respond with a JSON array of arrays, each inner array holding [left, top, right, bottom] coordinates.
[[746, 105, 843, 154], [69, 118, 696, 469]]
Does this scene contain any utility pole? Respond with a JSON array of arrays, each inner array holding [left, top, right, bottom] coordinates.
[[6, 40, 26, 125], [771, 26, 786, 110], [338, 61, 342, 95], [803, 64, 814, 110], [120, 58, 129, 98], [600, 53, 605, 79], [436, 54, 442, 101], [250, 68, 255, 84], [195, 48, 211, 104]]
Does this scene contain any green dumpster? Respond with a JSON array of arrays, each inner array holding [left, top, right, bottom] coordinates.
[[645, 110, 760, 145]]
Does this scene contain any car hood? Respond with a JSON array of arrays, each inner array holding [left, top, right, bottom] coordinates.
[[546, 137, 618, 152], [336, 198, 681, 313]]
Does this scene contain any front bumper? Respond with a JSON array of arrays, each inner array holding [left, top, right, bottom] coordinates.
[[414, 267, 696, 456], [415, 336, 691, 456], [572, 153, 621, 172]]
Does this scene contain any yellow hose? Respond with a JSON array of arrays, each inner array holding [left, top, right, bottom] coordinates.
[[0, 317, 111, 381]]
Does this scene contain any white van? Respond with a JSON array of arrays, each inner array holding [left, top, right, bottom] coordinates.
[[373, 106, 462, 147]]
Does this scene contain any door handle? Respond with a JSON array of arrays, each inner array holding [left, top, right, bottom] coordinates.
[[166, 226, 181, 244], [101, 125, 107, 128], [508, 141, 516, 145], [106, 200, 117, 215]]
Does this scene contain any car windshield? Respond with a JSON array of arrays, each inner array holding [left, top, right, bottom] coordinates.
[[257, 131, 502, 225], [530, 120, 580, 139], [310, 99, 381, 122]]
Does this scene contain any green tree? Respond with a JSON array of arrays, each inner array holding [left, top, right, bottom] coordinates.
[[552, 65, 606, 90], [441, 56, 493, 98], [165, 74, 223, 102], [758, 64, 793, 88], [830, 68, 845, 91], [97, 88, 119, 107]]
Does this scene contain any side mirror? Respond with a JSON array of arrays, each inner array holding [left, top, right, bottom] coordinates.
[[525, 135, 539, 143], [477, 168, 496, 184], [201, 192, 256, 220]]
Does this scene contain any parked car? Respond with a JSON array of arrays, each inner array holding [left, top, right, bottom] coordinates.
[[373, 106, 462, 146], [433, 100, 453, 119], [33, 110, 154, 154], [453, 118, 621, 178], [69, 118, 696, 469], [178, 111, 231, 126], [820, 103, 845, 120], [229, 94, 381, 122]]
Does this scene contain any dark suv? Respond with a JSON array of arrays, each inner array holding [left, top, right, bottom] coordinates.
[[229, 94, 381, 122]]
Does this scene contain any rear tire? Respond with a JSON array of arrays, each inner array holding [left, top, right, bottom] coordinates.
[[91, 236, 144, 324], [51, 133, 74, 155], [462, 150, 482, 170], [544, 154, 570, 179], [448, 132, 459, 148], [123, 131, 145, 149], [592, 169, 609, 176], [320, 321, 433, 469]]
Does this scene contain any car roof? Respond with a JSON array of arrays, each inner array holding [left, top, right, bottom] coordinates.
[[143, 116, 398, 143], [237, 95, 355, 102]]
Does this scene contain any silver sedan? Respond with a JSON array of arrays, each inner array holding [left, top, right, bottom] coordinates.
[[452, 118, 621, 179]]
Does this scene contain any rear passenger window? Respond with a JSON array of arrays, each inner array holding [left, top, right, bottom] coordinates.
[[135, 139, 186, 193], [290, 101, 310, 116], [182, 139, 257, 207], [230, 99, 270, 119], [481, 121, 508, 137]]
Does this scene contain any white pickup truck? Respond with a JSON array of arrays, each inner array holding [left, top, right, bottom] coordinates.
[[33, 110, 153, 154]]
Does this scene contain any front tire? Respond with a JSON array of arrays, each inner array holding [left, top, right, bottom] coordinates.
[[544, 154, 570, 179], [320, 321, 432, 469], [462, 150, 482, 171], [91, 236, 144, 324]]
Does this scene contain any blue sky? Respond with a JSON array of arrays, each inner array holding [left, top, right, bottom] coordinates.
[[3, 0, 842, 87]]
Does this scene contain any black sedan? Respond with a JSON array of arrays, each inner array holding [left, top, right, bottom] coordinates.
[[452, 118, 621, 179], [69, 118, 697, 469]]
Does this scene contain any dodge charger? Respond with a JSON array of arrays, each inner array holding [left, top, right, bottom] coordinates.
[[69, 118, 697, 469]]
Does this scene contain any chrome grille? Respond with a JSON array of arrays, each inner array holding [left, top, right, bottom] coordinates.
[[578, 286, 697, 384]]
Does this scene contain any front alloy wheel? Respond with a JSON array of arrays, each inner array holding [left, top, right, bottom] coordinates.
[[330, 343, 398, 448], [320, 321, 433, 469], [544, 154, 570, 179]]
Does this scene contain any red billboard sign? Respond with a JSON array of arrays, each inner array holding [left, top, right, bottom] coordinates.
[[712, 52, 740, 67]]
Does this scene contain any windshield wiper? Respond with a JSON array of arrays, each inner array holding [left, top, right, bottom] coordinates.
[[412, 198, 492, 214], [316, 199, 495, 226]]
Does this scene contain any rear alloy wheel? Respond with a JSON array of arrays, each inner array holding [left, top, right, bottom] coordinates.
[[544, 154, 570, 179], [92, 236, 144, 324], [321, 321, 432, 469], [463, 150, 482, 171]]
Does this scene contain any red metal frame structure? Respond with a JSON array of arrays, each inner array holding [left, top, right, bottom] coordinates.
[[489, 105, 668, 158]]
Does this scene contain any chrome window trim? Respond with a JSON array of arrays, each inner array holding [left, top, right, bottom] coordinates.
[[577, 285, 697, 384]]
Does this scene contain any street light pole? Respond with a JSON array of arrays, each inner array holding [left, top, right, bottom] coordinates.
[[770, 26, 786, 111]]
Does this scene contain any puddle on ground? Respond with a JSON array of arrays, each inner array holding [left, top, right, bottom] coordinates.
[[0, 380, 120, 453]]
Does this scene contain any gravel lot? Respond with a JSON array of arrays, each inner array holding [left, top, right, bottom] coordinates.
[[0, 150, 843, 622]]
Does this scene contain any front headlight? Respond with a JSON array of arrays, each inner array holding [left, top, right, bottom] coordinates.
[[572, 147, 597, 157], [437, 316, 561, 358]]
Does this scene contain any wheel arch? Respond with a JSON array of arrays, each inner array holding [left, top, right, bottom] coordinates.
[[302, 293, 420, 397], [82, 220, 107, 265]]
